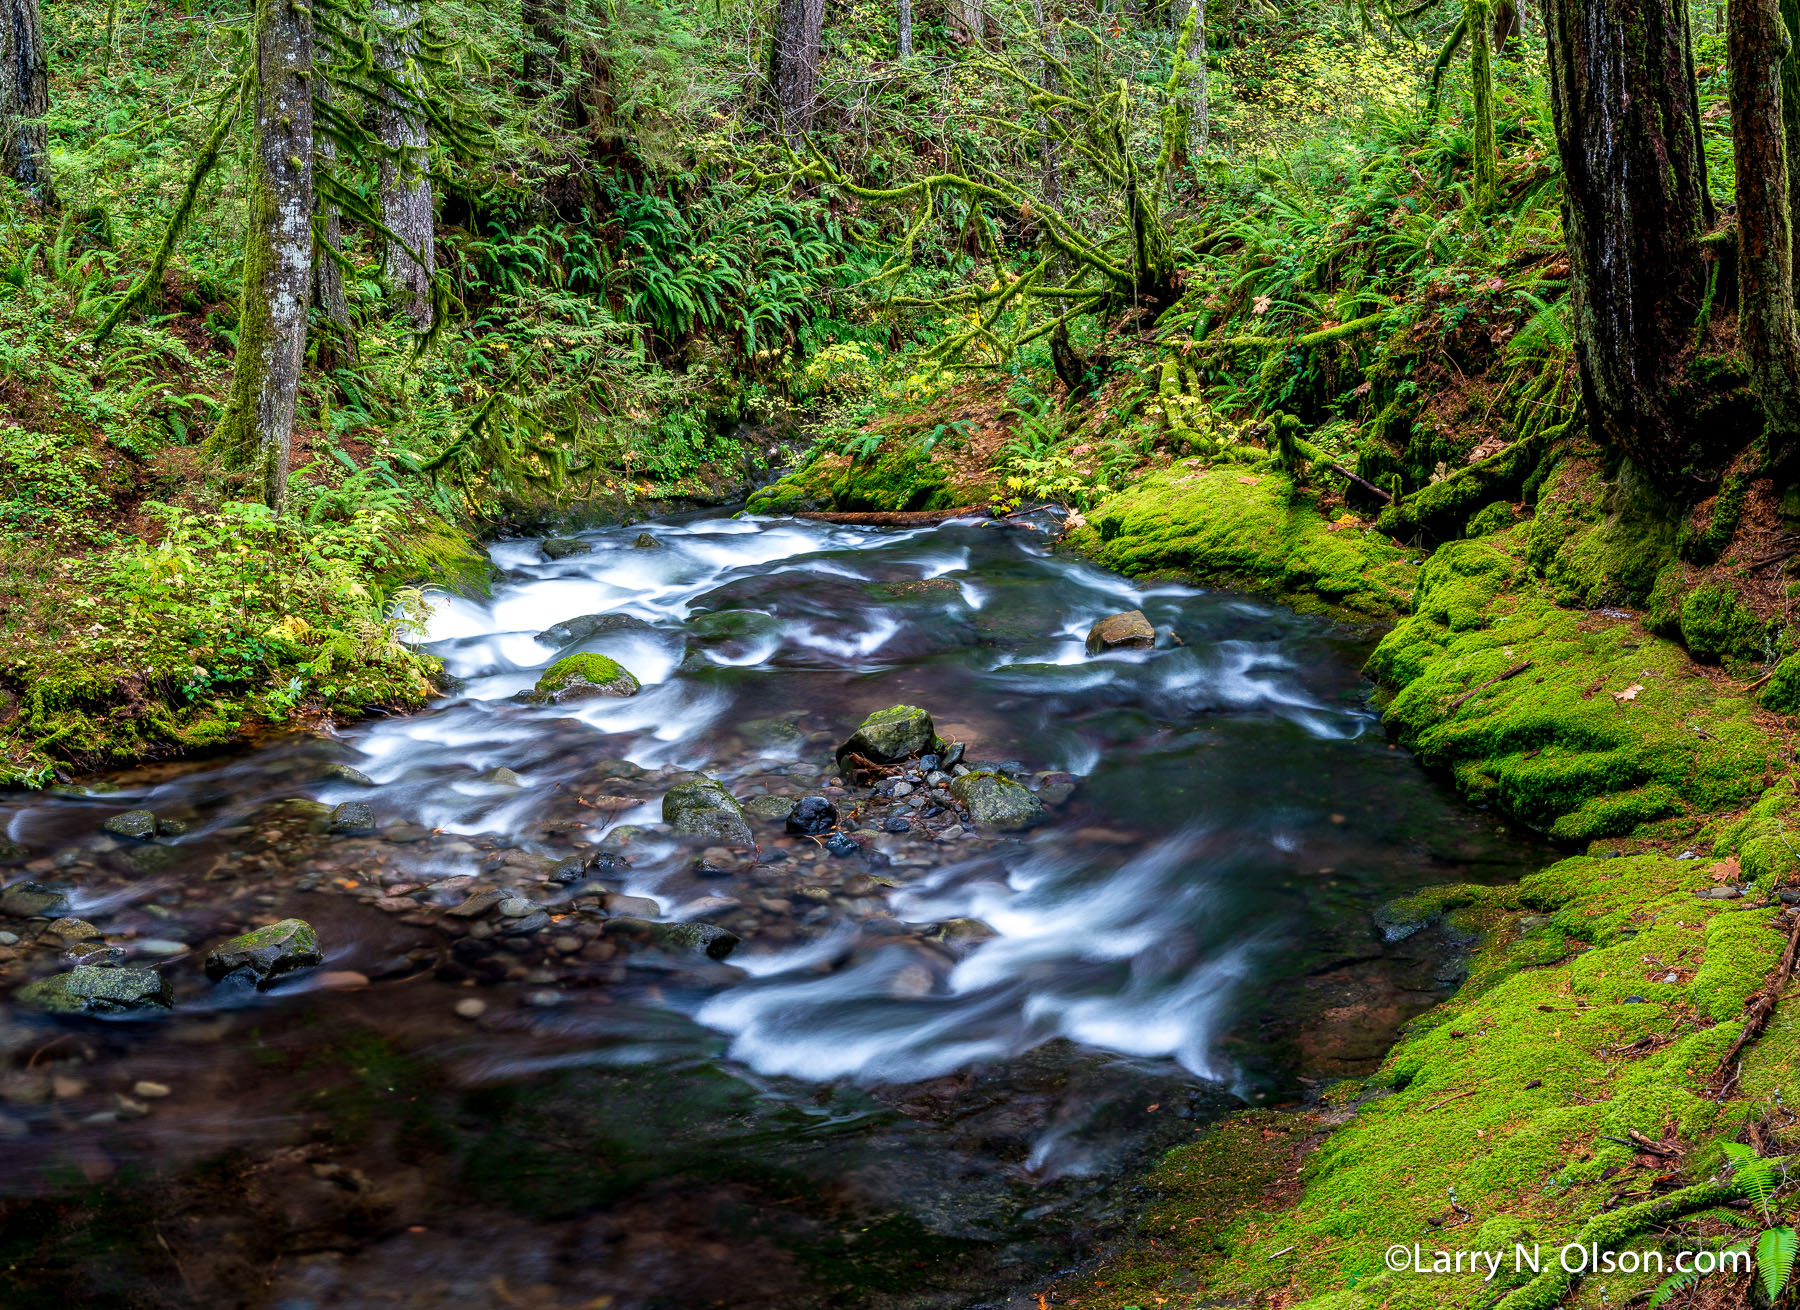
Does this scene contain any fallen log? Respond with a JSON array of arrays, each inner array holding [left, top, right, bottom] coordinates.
[[796, 506, 986, 527]]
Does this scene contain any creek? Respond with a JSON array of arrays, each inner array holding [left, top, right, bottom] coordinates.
[[0, 511, 1545, 1309]]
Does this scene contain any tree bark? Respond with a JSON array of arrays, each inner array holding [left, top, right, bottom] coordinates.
[[0, 0, 54, 204], [1543, 0, 1719, 486], [769, 0, 824, 134], [1176, 0, 1208, 167], [312, 79, 353, 363], [1781, 0, 1800, 295], [1493, 0, 1521, 54], [212, 0, 313, 513], [897, 0, 912, 57], [1032, 0, 1061, 210], [1467, 0, 1497, 207], [947, 0, 984, 46], [1731, 0, 1800, 455], [376, 0, 433, 329]]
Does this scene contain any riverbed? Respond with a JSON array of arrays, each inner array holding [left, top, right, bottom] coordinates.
[[0, 512, 1544, 1309]]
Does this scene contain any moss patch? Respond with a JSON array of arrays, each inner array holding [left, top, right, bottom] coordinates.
[[1070, 464, 1418, 621]]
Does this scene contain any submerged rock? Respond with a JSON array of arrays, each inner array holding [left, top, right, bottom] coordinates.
[[743, 794, 798, 823], [536, 612, 653, 646], [786, 795, 838, 835], [1085, 609, 1156, 656], [687, 609, 781, 646], [610, 917, 740, 962], [633, 532, 664, 549], [737, 717, 806, 751], [527, 653, 641, 704], [101, 809, 158, 840], [948, 771, 1046, 832], [318, 762, 375, 786], [542, 537, 592, 560], [19, 966, 172, 1016], [662, 777, 753, 844], [329, 801, 376, 834], [0, 882, 69, 918], [836, 705, 937, 767], [204, 918, 324, 987]]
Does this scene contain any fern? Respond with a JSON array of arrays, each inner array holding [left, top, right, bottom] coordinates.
[[1759, 1225, 1798, 1303]]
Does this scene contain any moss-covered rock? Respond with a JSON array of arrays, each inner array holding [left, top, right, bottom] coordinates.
[[948, 770, 1046, 831], [661, 776, 752, 844], [1760, 651, 1800, 712], [1074, 465, 1417, 621], [836, 705, 937, 767], [1677, 582, 1765, 665], [527, 654, 640, 704], [17, 965, 173, 1016], [749, 446, 959, 515], [204, 918, 324, 987]]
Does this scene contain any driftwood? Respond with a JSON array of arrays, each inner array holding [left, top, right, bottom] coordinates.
[[797, 506, 986, 526], [1448, 661, 1533, 711]]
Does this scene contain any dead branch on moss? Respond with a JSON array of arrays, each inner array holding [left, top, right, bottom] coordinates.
[[1710, 907, 1800, 1097]]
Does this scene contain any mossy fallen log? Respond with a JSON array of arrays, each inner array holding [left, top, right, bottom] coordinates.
[[1375, 422, 1567, 541]]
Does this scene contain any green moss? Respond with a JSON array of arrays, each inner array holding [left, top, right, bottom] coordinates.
[[534, 653, 639, 697], [1464, 499, 1515, 537], [1678, 582, 1766, 665], [1759, 651, 1800, 713], [749, 445, 967, 514], [1072, 464, 1417, 621]]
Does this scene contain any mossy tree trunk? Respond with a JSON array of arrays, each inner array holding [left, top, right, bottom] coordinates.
[[1031, 0, 1062, 211], [1543, 0, 1721, 486], [311, 80, 353, 362], [1467, 0, 1497, 208], [769, 0, 824, 134], [376, 0, 434, 330], [1782, 0, 1800, 290], [0, 0, 54, 205], [1493, 0, 1521, 55], [211, 0, 313, 513], [1730, 0, 1800, 457], [1175, 0, 1208, 168]]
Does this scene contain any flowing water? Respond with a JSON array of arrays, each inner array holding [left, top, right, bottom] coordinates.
[[0, 512, 1545, 1309]]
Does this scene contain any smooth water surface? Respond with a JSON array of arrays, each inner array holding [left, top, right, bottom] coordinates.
[[0, 513, 1544, 1309]]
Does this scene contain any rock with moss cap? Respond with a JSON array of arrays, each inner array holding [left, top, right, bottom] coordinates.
[[204, 918, 324, 988], [18, 966, 173, 1016], [687, 609, 782, 646], [526, 654, 641, 705], [661, 776, 753, 844], [948, 771, 1045, 832], [836, 705, 938, 768]]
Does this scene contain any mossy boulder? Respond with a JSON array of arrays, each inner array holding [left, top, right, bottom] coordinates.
[[1677, 582, 1765, 665], [528, 654, 641, 704], [18, 966, 173, 1015], [687, 609, 782, 646], [101, 809, 158, 839], [0, 881, 69, 918], [1463, 499, 1516, 537], [737, 716, 806, 751], [661, 776, 752, 844], [836, 705, 937, 767], [948, 770, 1046, 832], [541, 537, 592, 560], [748, 446, 959, 515], [204, 918, 324, 987], [1761, 651, 1800, 713]]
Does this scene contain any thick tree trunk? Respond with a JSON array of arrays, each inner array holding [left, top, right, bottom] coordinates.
[[897, 0, 911, 57], [1543, 0, 1719, 486], [376, 0, 433, 329], [212, 0, 313, 513], [521, 0, 567, 99], [312, 80, 353, 362], [1468, 0, 1497, 207], [947, 0, 984, 46], [1731, 0, 1800, 455], [1493, 0, 1521, 54], [1176, 0, 1208, 166], [0, 0, 54, 204], [1781, 0, 1800, 295], [769, 0, 824, 135]]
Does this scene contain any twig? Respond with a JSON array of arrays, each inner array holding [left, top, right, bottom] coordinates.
[[1710, 909, 1800, 1096], [1325, 462, 1393, 502], [1448, 661, 1533, 711]]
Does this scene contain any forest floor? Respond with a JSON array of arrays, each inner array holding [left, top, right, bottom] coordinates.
[[752, 397, 1800, 1310]]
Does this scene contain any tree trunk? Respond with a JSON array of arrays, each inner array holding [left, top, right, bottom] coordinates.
[[0, 0, 54, 204], [897, 0, 912, 57], [1781, 0, 1800, 295], [769, 0, 824, 134], [1176, 0, 1208, 167], [947, 0, 984, 46], [312, 86, 354, 368], [521, 0, 567, 100], [1543, 0, 1719, 486], [1467, 0, 1497, 207], [1731, 0, 1800, 455], [376, 0, 434, 329], [212, 0, 313, 513], [1493, 0, 1521, 54], [1031, 0, 1061, 210]]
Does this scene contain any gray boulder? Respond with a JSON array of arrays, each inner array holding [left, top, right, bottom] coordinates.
[[0, 882, 68, 918], [204, 918, 324, 987], [18, 966, 172, 1016], [662, 777, 752, 844], [102, 809, 158, 840], [948, 771, 1046, 832], [542, 537, 592, 560], [1085, 610, 1157, 655], [537, 613, 653, 646]]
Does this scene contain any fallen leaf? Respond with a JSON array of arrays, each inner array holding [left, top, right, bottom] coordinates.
[[1613, 683, 1643, 702], [1237, 475, 1261, 486], [1253, 295, 1272, 316]]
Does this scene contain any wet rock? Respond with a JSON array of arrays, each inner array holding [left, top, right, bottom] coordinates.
[[496, 898, 538, 918], [480, 767, 524, 788], [688, 609, 781, 646], [537, 613, 653, 646], [546, 857, 590, 886], [133, 1081, 171, 1099], [825, 833, 862, 858], [454, 998, 487, 1020], [329, 802, 376, 834], [1036, 774, 1078, 806], [635, 919, 740, 962], [18, 966, 173, 1016], [0, 882, 68, 918], [541, 537, 592, 560], [447, 888, 507, 918], [102, 810, 158, 840], [64, 943, 127, 968], [204, 919, 324, 988], [662, 777, 753, 844], [526, 653, 641, 705], [155, 817, 190, 837], [939, 741, 965, 769], [501, 912, 551, 936], [882, 816, 912, 833], [743, 794, 798, 823], [132, 939, 189, 958], [602, 893, 661, 918], [786, 795, 839, 836], [45, 918, 101, 942], [694, 847, 752, 876], [836, 705, 937, 767], [633, 532, 664, 549], [0, 839, 26, 862], [1085, 609, 1156, 655], [929, 918, 997, 947], [918, 753, 940, 773], [319, 763, 375, 786], [1372, 898, 1441, 942], [948, 771, 1045, 832]]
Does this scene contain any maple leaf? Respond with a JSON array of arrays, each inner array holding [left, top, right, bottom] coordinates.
[[1613, 683, 1643, 702], [1252, 295, 1272, 316]]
